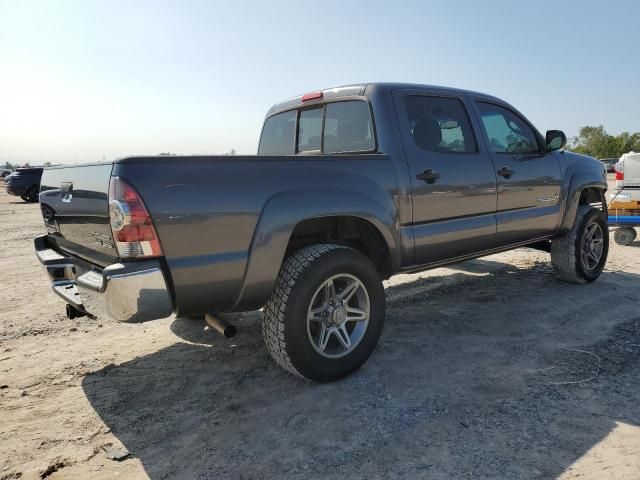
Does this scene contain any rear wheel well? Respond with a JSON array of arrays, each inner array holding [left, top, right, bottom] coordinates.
[[286, 216, 391, 279]]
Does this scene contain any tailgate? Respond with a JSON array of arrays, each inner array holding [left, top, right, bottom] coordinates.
[[39, 163, 118, 267]]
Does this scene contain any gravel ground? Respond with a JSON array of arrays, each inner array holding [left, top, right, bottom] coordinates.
[[1, 179, 639, 480]]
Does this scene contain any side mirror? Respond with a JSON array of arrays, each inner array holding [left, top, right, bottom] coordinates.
[[546, 130, 566, 151]]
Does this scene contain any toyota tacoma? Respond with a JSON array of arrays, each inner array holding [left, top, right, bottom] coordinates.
[[34, 83, 609, 382]]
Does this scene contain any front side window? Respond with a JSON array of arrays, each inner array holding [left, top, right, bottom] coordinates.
[[477, 102, 539, 154], [297, 108, 323, 152], [323, 101, 375, 153], [258, 110, 296, 155], [403, 96, 477, 153]]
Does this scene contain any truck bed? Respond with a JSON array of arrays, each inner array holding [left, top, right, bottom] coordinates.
[[39, 154, 400, 317]]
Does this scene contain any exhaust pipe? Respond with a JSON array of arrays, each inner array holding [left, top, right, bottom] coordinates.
[[66, 304, 87, 319], [204, 313, 237, 338]]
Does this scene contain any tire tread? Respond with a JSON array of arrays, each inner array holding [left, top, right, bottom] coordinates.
[[262, 244, 343, 379], [551, 205, 606, 283]]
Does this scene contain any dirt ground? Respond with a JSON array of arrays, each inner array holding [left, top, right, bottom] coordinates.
[[1, 180, 639, 480]]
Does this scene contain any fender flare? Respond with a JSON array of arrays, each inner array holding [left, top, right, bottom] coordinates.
[[559, 171, 607, 234], [231, 188, 400, 311]]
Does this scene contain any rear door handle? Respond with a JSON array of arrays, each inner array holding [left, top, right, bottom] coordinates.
[[416, 169, 441, 184], [497, 167, 513, 179]]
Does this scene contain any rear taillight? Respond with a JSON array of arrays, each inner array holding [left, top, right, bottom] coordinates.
[[108, 176, 163, 258], [615, 170, 624, 181]]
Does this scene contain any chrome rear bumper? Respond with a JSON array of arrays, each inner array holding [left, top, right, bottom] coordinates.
[[34, 234, 173, 322]]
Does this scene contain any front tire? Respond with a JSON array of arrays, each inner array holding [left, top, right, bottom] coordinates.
[[551, 206, 609, 283], [263, 244, 385, 382]]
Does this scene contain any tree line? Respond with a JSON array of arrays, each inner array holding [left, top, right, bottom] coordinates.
[[567, 126, 640, 159]]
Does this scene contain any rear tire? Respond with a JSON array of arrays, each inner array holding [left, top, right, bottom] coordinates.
[[551, 206, 608, 283], [613, 227, 637, 246], [263, 244, 385, 382], [21, 186, 39, 203]]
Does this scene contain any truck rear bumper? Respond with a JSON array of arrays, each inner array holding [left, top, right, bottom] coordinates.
[[34, 235, 173, 322]]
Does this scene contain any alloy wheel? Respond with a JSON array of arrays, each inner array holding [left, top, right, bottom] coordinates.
[[581, 222, 604, 270], [306, 274, 370, 359]]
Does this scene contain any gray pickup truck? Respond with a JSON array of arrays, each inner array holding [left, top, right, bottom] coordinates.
[[35, 83, 608, 382]]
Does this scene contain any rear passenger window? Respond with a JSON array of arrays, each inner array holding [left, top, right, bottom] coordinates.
[[298, 108, 323, 152], [403, 96, 476, 153], [258, 110, 296, 155], [323, 101, 375, 153]]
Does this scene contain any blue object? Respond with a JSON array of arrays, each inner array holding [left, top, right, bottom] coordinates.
[[608, 216, 640, 225]]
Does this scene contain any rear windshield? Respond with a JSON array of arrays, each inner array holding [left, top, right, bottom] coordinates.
[[258, 100, 375, 155], [298, 108, 323, 152]]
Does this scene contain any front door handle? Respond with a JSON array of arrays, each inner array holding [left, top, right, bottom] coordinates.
[[417, 169, 441, 184], [497, 166, 513, 179]]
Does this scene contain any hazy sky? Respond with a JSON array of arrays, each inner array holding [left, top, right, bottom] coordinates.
[[1, 0, 639, 164]]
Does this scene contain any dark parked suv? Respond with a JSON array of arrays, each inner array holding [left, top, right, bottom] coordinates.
[[5, 167, 44, 202]]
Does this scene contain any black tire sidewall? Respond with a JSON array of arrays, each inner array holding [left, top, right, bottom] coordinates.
[[574, 208, 609, 282], [284, 248, 385, 382]]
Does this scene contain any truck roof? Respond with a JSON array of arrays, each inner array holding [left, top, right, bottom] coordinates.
[[266, 82, 503, 117]]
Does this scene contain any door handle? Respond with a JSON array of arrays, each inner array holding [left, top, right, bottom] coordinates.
[[416, 169, 441, 184], [497, 166, 513, 179]]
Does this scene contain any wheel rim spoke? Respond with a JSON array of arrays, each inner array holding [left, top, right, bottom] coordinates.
[[318, 324, 330, 352], [338, 279, 360, 303], [346, 306, 367, 322], [308, 306, 324, 322], [323, 279, 336, 304], [335, 324, 352, 350]]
